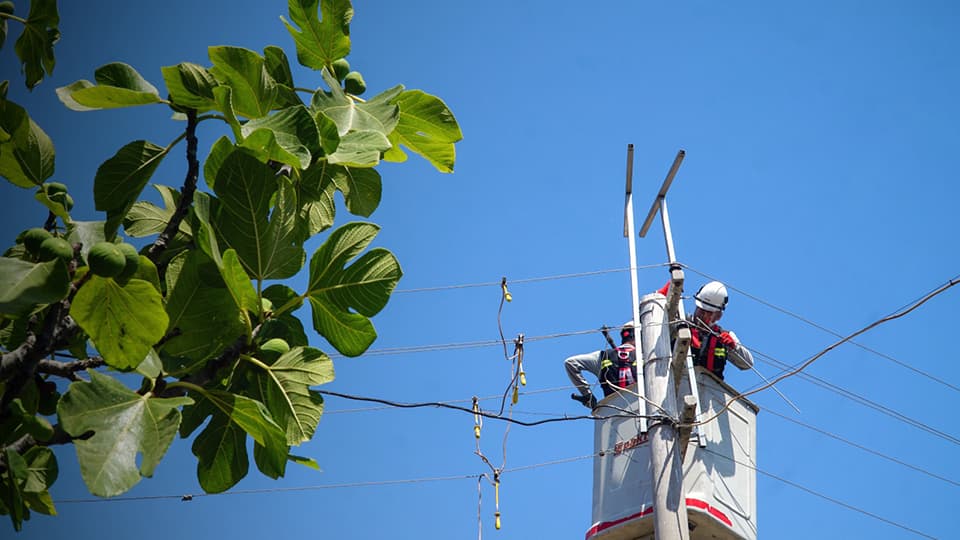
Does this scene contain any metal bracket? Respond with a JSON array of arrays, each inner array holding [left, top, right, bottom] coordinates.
[[671, 325, 691, 387], [665, 267, 684, 340], [678, 395, 698, 462]]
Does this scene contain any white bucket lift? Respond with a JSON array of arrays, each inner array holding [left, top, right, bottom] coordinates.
[[586, 369, 759, 540]]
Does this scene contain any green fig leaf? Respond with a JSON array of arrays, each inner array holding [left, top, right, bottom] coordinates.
[[57, 370, 192, 497]]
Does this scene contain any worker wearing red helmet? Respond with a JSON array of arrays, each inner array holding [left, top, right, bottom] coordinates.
[[565, 321, 637, 409], [659, 280, 753, 379]]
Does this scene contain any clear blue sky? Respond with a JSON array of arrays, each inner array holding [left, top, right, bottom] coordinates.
[[3, 1, 959, 538]]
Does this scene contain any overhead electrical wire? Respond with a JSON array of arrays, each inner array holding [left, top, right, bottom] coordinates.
[[678, 275, 960, 429], [324, 385, 577, 415], [703, 449, 937, 539], [393, 264, 669, 294], [54, 450, 603, 506], [764, 408, 960, 489], [46, 264, 956, 536], [323, 332, 960, 449], [316, 389, 651, 427], [324, 376, 960, 489], [386, 262, 958, 396], [324, 329, 959, 450], [682, 264, 960, 394], [752, 348, 960, 447], [324, 328, 610, 359], [53, 441, 938, 539]]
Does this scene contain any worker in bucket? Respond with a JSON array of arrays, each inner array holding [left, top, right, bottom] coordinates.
[[659, 280, 753, 380], [564, 322, 637, 409]]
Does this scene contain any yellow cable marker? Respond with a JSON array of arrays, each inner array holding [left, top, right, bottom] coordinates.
[[500, 278, 512, 302], [512, 385, 519, 405], [494, 480, 501, 530]]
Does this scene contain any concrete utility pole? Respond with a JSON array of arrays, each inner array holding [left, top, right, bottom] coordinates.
[[639, 293, 690, 540]]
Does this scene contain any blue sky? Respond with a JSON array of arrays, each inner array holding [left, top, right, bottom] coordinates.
[[3, 1, 959, 538]]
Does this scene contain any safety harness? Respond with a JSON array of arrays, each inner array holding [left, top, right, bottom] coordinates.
[[690, 324, 729, 380], [599, 343, 637, 397]]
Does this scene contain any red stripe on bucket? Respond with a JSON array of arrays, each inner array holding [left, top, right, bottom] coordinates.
[[585, 498, 732, 539]]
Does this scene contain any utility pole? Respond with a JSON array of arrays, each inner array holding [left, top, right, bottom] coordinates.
[[639, 292, 690, 540], [627, 145, 689, 540]]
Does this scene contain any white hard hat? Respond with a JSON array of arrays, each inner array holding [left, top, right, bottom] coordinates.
[[694, 281, 728, 313]]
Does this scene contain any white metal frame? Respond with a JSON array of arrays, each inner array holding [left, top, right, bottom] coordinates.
[[623, 144, 647, 434], [636, 149, 706, 447]]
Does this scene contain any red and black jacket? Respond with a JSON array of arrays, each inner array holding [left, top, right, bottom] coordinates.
[[690, 324, 729, 380]]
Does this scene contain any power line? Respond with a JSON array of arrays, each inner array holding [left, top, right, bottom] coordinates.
[[391, 262, 960, 395], [764, 408, 960, 489], [703, 448, 937, 539], [316, 389, 652, 427], [324, 385, 578, 415], [54, 439, 939, 540], [359, 263, 960, 405], [55, 474, 480, 504], [683, 264, 960, 395], [325, 379, 960, 489], [324, 328, 613, 360], [689, 276, 960, 430], [752, 348, 960, 447], [393, 264, 669, 294], [325, 341, 960, 450], [56, 451, 599, 506]]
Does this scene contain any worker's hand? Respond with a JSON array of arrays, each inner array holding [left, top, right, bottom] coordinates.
[[719, 331, 737, 347], [571, 392, 597, 409]]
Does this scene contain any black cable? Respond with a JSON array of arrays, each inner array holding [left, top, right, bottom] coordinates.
[[316, 389, 654, 427]]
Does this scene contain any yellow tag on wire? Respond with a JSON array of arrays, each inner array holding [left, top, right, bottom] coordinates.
[[501, 278, 512, 302]]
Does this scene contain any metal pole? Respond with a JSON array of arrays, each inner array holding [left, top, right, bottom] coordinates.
[[640, 293, 691, 540], [624, 144, 647, 433], [660, 199, 705, 446]]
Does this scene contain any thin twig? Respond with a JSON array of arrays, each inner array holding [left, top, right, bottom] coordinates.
[[37, 357, 106, 380], [147, 109, 199, 265]]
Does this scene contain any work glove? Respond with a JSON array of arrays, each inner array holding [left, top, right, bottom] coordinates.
[[719, 331, 737, 347], [571, 392, 598, 409]]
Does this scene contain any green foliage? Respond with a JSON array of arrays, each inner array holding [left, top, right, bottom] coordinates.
[[70, 275, 168, 369], [58, 370, 193, 497], [306, 222, 401, 356], [0, 257, 68, 315], [57, 63, 163, 111], [11, 0, 59, 90], [282, 0, 352, 71], [0, 96, 55, 187], [92, 140, 168, 240], [0, 0, 461, 529], [385, 90, 463, 173]]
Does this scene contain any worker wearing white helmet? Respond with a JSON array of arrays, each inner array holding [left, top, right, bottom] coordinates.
[[658, 280, 753, 379], [564, 321, 637, 409]]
